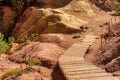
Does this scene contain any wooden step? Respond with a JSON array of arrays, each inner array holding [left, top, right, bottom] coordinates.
[[59, 34, 119, 80]]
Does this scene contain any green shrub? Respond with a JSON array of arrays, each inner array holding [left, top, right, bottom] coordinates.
[[0, 41, 9, 54], [113, 0, 120, 11], [113, 5, 120, 11], [25, 58, 42, 72], [8, 36, 15, 43], [11, 0, 24, 11], [0, 32, 4, 41], [3, 0, 32, 11], [41, 15, 46, 19], [41, 14, 46, 19], [24, 67, 33, 73], [25, 59, 42, 66], [21, 33, 38, 42], [0, 68, 21, 80], [0, 33, 10, 54], [31, 59, 42, 65], [0, 33, 15, 54], [48, 22, 54, 26]]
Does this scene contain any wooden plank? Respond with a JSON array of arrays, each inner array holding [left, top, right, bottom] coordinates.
[[67, 73, 111, 79], [59, 34, 119, 80], [66, 70, 107, 75]]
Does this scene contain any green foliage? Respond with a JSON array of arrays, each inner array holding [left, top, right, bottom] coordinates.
[[0, 41, 9, 54], [0, 32, 4, 41], [25, 59, 42, 66], [10, 0, 24, 11], [24, 67, 33, 73], [3, 0, 32, 11], [41, 14, 46, 19], [0, 33, 15, 54], [0, 68, 21, 80], [25, 58, 42, 73], [8, 36, 15, 43], [112, 0, 120, 11], [41, 15, 46, 19], [31, 59, 42, 65], [0, 33, 10, 54], [113, 5, 120, 11], [47, 22, 54, 26], [21, 33, 38, 42]]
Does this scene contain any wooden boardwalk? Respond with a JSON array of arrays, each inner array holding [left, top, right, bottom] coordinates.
[[59, 34, 119, 80]]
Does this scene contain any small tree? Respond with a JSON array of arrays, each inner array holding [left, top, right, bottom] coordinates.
[[24, 44, 42, 72]]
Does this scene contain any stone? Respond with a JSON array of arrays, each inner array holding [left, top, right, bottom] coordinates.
[[11, 7, 86, 42], [105, 56, 120, 72], [1, 6, 17, 36], [9, 42, 65, 68], [33, 34, 73, 49]]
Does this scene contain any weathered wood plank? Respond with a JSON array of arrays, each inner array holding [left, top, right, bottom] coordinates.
[[59, 34, 119, 80]]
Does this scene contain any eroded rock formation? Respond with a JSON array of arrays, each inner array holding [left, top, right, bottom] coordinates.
[[9, 42, 65, 68], [11, 7, 86, 42]]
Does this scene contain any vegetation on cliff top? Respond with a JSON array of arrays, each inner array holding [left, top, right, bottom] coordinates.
[[0, 0, 34, 11], [113, 0, 120, 11]]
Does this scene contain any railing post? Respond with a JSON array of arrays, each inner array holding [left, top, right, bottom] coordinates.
[[101, 34, 103, 52]]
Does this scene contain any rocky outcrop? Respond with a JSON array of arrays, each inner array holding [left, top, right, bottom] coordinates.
[[61, 0, 96, 16], [11, 7, 86, 42], [9, 42, 65, 68], [105, 56, 120, 72], [0, 6, 17, 36], [15, 72, 50, 80], [0, 57, 52, 80], [0, 59, 20, 75], [90, 0, 117, 11], [33, 34, 73, 49]]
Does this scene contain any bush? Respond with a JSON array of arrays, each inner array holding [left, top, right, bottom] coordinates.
[[10, 0, 24, 11], [113, 5, 120, 11], [31, 59, 42, 65], [8, 36, 15, 43], [21, 33, 38, 42], [0, 41, 9, 54], [3, 0, 33, 11], [25, 59, 42, 66], [112, 0, 120, 11], [48, 22, 54, 26], [25, 58, 42, 72], [0, 33, 10, 54], [0, 68, 21, 80], [0, 32, 15, 54]]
